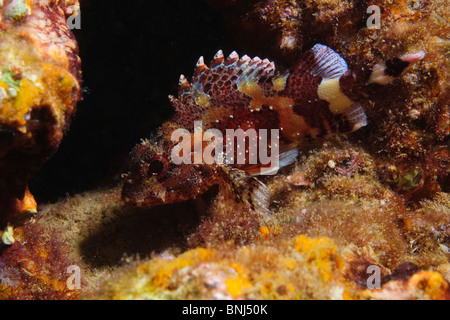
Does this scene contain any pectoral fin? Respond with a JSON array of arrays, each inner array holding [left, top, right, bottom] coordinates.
[[219, 166, 272, 217]]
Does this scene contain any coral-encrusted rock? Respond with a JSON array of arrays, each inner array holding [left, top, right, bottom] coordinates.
[[0, 0, 81, 226], [90, 233, 450, 300], [362, 270, 450, 300], [92, 236, 347, 300]]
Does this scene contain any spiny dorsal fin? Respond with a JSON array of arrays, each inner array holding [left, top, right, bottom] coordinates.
[[193, 56, 208, 79], [198, 50, 276, 90], [171, 50, 277, 116], [211, 50, 224, 68], [178, 74, 191, 96], [190, 50, 276, 98], [237, 58, 275, 89], [168, 94, 178, 105], [225, 51, 240, 66]]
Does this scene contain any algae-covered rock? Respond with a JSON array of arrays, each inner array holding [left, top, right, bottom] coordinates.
[[0, 0, 82, 227]]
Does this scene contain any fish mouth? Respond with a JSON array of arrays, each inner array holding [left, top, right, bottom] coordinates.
[[121, 180, 166, 207], [123, 195, 165, 207]]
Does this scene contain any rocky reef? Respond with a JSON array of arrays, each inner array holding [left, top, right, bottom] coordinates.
[[94, 235, 450, 300], [0, 0, 82, 228], [89, 141, 450, 300], [0, 0, 448, 300]]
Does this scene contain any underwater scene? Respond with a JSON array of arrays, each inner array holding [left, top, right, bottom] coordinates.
[[0, 0, 448, 301]]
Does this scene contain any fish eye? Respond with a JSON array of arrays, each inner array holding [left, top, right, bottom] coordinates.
[[147, 157, 167, 178], [148, 160, 164, 176]]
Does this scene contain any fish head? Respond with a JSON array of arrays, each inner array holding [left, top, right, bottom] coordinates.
[[122, 135, 216, 206]]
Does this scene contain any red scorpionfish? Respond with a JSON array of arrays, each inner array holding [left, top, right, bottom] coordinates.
[[122, 44, 425, 216]]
